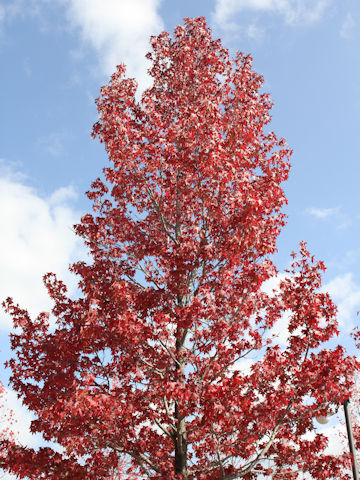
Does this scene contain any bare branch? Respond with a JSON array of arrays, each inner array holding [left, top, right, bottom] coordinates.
[[153, 418, 175, 440]]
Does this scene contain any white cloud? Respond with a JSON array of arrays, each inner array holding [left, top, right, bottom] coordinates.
[[63, 0, 164, 92], [322, 273, 360, 332], [0, 469, 17, 479], [261, 272, 286, 296], [231, 357, 255, 375], [213, 0, 331, 29], [0, 164, 86, 331], [0, 388, 40, 448], [306, 206, 340, 219], [319, 419, 348, 455], [270, 310, 292, 345], [340, 12, 355, 39]]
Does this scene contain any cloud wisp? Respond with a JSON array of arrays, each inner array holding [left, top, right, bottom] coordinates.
[[340, 12, 355, 39], [213, 0, 331, 31], [305, 206, 354, 230], [306, 206, 340, 219]]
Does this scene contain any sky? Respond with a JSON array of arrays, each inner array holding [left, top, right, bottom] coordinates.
[[1, 0, 360, 476]]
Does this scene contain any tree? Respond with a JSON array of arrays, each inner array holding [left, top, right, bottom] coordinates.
[[1, 16, 358, 480]]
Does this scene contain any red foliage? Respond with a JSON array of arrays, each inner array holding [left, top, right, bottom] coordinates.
[[1, 17, 357, 479]]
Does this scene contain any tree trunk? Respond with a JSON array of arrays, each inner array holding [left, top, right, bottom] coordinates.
[[174, 308, 188, 478], [174, 402, 188, 478]]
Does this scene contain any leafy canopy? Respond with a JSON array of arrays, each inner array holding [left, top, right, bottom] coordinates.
[[1, 16, 357, 480]]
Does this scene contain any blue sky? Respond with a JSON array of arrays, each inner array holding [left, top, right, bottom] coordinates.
[[0, 0, 360, 472]]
